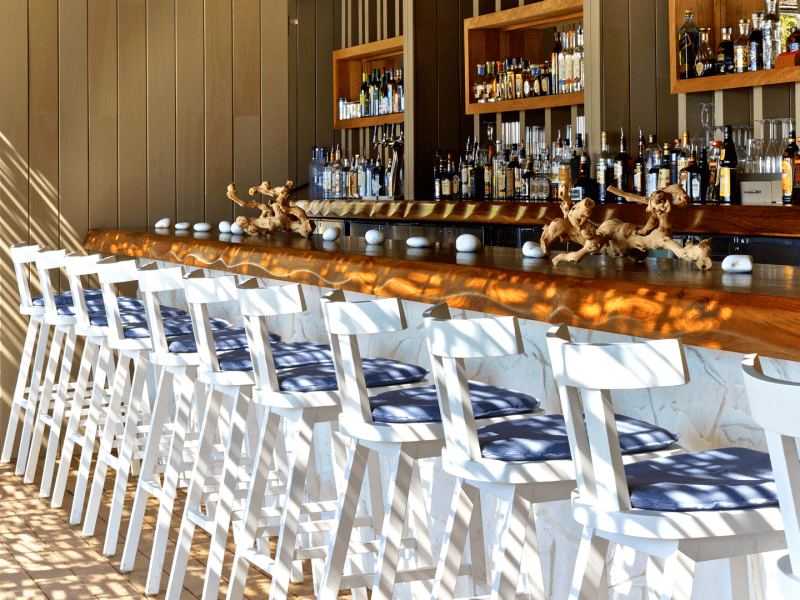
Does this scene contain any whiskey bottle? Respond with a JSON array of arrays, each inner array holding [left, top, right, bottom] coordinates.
[[670, 138, 686, 185], [749, 13, 764, 72], [645, 135, 661, 196], [697, 147, 709, 204], [540, 63, 551, 96], [551, 32, 562, 96], [633, 130, 646, 196], [572, 145, 594, 201], [503, 59, 513, 100], [484, 146, 494, 199], [496, 60, 507, 101], [684, 151, 701, 203], [677, 131, 691, 179], [433, 149, 442, 200], [716, 28, 734, 74], [678, 9, 700, 79], [718, 125, 741, 205], [442, 153, 454, 199], [734, 20, 750, 73], [658, 143, 672, 190], [763, 1, 780, 70], [460, 155, 470, 199], [695, 28, 716, 77], [496, 150, 507, 200], [596, 131, 614, 203], [782, 130, 799, 205], [472, 150, 485, 201], [613, 128, 632, 202]]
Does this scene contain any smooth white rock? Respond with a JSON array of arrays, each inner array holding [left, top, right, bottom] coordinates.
[[175, 222, 191, 230], [522, 241, 545, 258], [193, 222, 212, 232], [155, 217, 172, 228], [323, 227, 341, 241], [721, 254, 753, 273], [230, 222, 245, 235], [456, 234, 481, 253], [365, 229, 386, 245], [406, 236, 432, 248], [218, 221, 232, 233]]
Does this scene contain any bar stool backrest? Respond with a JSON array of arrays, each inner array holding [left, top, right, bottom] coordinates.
[[10, 242, 43, 315], [183, 270, 240, 374], [320, 290, 407, 425], [422, 302, 524, 459], [742, 354, 800, 575], [64, 252, 103, 330], [236, 278, 306, 392], [96, 257, 145, 348], [137, 263, 186, 357], [545, 324, 688, 511], [34, 248, 73, 325]]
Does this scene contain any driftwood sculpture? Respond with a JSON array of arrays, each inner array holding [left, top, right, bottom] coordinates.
[[227, 181, 316, 238], [539, 175, 711, 270]]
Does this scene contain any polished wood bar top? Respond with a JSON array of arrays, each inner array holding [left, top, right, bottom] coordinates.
[[294, 198, 800, 237], [84, 228, 800, 361]]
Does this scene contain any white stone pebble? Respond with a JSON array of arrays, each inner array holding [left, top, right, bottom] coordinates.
[[175, 222, 191, 230], [721, 254, 753, 273], [323, 227, 341, 241], [155, 218, 172, 228], [522, 241, 545, 258], [455, 234, 481, 253], [193, 222, 212, 232], [365, 229, 386, 245], [406, 236, 432, 248], [218, 221, 232, 233], [230, 222, 245, 235]]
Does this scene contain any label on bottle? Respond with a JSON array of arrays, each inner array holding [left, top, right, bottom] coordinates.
[[717, 51, 727, 73], [434, 180, 441, 199], [734, 46, 747, 71], [719, 167, 731, 199], [679, 170, 688, 189], [658, 168, 670, 190], [570, 188, 584, 202], [484, 166, 492, 196], [691, 176, 700, 200], [783, 158, 793, 196], [542, 77, 548, 94], [678, 33, 693, 75], [597, 167, 605, 185], [647, 172, 658, 196], [462, 169, 470, 196], [506, 170, 515, 198], [633, 168, 643, 191], [322, 171, 331, 194], [790, 41, 800, 53], [525, 79, 533, 97], [749, 42, 760, 71], [442, 179, 451, 197], [613, 163, 623, 183], [521, 179, 528, 198], [516, 75, 523, 98]]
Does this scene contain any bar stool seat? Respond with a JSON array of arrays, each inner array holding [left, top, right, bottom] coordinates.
[[624, 447, 777, 512], [32, 288, 104, 306], [370, 381, 540, 424], [477, 413, 679, 462], [167, 327, 281, 354], [278, 357, 428, 392], [215, 341, 332, 370]]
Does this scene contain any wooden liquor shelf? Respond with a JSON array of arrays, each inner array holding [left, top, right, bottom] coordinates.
[[333, 36, 404, 131], [668, 0, 800, 95], [463, 0, 584, 115]]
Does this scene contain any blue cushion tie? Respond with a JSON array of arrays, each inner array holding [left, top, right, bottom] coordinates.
[[278, 358, 428, 393], [168, 328, 281, 354], [215, 342, 332, 370]]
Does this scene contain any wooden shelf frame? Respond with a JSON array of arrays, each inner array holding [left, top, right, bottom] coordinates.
[[333, 35, 404, 131], [463, 0, 584, 116], [668, 0, 800, 95]]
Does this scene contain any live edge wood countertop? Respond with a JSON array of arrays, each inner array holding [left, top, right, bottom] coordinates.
[[84, 228, 800, 361]]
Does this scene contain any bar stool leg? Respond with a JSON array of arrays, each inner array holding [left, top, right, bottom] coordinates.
[[465, 483, 489, 595], [491, 485, 533, 600], [728, 555, 750, 600], [24, 327, 66, 485], [2, 317, 41, 465], [15, 322, 51, 476], [522, 500, 545, 600], [430, 478, 474, 600], [658, 549, 696, 600], [569, 526, 610, 600]]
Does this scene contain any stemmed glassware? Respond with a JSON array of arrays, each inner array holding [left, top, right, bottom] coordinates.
[[765, 119, 782, 174]]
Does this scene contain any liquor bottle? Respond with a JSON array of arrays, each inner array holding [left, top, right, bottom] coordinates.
[[633, 130, 646, 196], [697, 147, 709, 204], [718, 125, 741, 205], [558, 140, 572, 192], [485, 62, 497, 102], [388, 69, 397, 113], [496, 61, 506, 101], [521, 61, 532, 98], [763, 1, 780, 70], [540, 62, 551, 96], [373, 157, 385, 196], [678, 9, 700, 79], [788, 27, 800, 53], [684, 151, 701, 203], [572, 145, 594, 201], [551, 137, 562, 198], [782, 130, 799, 205], [514, 57, 524, 99], [749, 13, 764, 72], [551, 32, 562, 96], [677, 131, 691, 178], [496, 151, 507, 200], [522, 154, 535, 199], [658, 143, 672, 190], [341, 157, 351, 198], [506, 147, 518, 200], [645, 135, 661, 196], [716, 28, 734, 74], [322, 151, 332, 199], [442, 153, 455, 199], [706, 141, 721, 204], [502, 59, 512, 100], [573, 27, 584, 92], [670, 138, 685, 185], [433, 149, 442, 200], [472, 151, 485, 201], [540, 151, 552, 200], [613, 128, 632, 202], [332, 149, 343, 199], [309, 147, 319, 199], [514, 146, 526, 199], [569, 134, 580, 181], [564, 31, 574, 94], [695, 28, 716, 77], [360, 74, 370, 117], [397, 69, 404, 112], [347, 157, 359, 198], [734, 20, 750, 73], [484, 146, 494, 199], [558, 34, 569, 94], [596, 131, 614, 203]]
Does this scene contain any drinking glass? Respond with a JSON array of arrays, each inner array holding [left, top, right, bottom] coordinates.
[[765, 119, 782, 173], [746, 138, 764, 173]]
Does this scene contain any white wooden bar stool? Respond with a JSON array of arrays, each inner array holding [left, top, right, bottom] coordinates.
[[24, 248, 113, 497], [227, 287, 440, 600], [2, 243, 50, 475], [165, 274, 306, 600], [422, 305, 683, 600], [546, 324, 785, 600], [120, 263, 246, 594], [742, 355, 800, 600]]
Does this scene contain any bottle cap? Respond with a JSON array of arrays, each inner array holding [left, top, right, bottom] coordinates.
[[685, 9, 692, 14], [523, 60, 531, 69], [723, 125, 733, 135]]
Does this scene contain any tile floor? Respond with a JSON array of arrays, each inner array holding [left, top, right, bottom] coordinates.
[[0, 454, 355, 599]]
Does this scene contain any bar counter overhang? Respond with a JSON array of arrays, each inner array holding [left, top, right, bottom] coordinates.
[[84, 227, 800, 361]]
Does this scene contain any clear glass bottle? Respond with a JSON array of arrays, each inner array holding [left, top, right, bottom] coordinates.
[[564, 31, 574, 94], [515, 57, 525, 100], [613, 128, 632, 202], [558, 138, 572, 192], [574, 27, 584, 91], [558, 34, 569, 95], [716, 27, 734, 74], [658, 143, 672, 190], [551, 136, 562, 197], [633, 130, 646, 196], [331, 148, 343, 199], [504, 59, 515, 100], [695, 28, 716, 77], [749, 13, 764, 72], [596, 131, 613, 203], [551, 32, 562, 96], [734, 19, 750, 73], [678, 9, 700, 79], [485, 62, 497, 102], [473, 64, 486, 103], [762, 0, 780, 70], [645, 135, 661, 196]]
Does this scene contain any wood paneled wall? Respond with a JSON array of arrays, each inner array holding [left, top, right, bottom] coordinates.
[[0, 0, 290, 442]]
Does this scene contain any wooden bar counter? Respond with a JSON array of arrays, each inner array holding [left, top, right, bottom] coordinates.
[[84, 228, 800, 361]]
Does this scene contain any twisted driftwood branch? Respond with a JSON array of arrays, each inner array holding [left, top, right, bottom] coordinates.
[[227, 180, 316, 238]]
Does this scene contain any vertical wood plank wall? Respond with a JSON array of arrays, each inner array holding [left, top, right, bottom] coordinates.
[[0, 0, 290, 444]]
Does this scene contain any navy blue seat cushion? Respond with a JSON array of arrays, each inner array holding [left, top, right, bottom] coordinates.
[[168, 328, 281, 354], [369, 381, 540, 424], [625, 447, 778, 512], [278, 358, 428, 393], [215, 342, 332, 371], [478, 414, 679, 462], [56, 296, 155, 315], [88, 306, 188, 326], [32, 289, 103, 307], [121, 316, 232, 339]]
